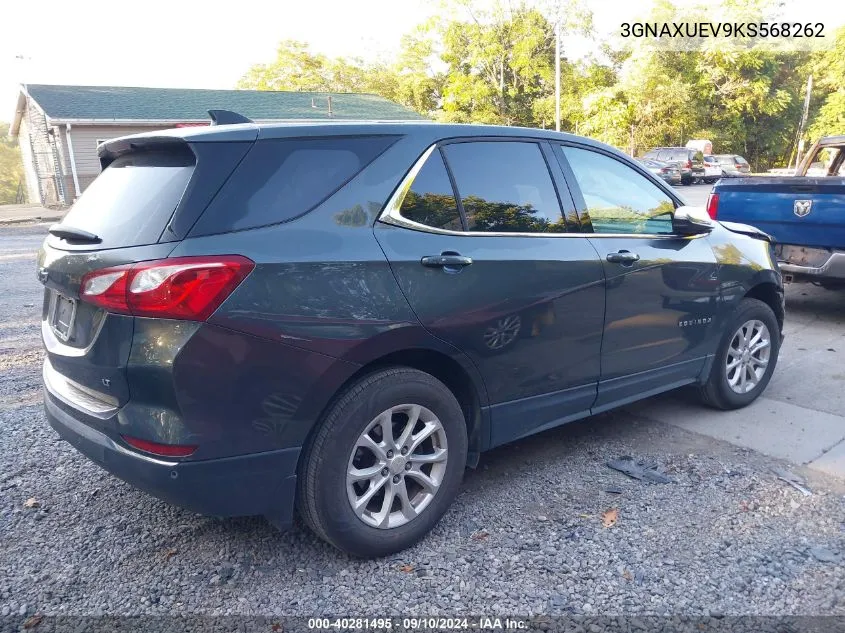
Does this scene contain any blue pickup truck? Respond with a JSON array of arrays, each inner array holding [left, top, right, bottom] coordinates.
[[708, 135, 845, 289]]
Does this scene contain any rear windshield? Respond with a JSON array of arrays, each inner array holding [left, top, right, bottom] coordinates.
[[191, 136, 398, 235], [55, 148, 194, 249], [735, 156, 749, 165]]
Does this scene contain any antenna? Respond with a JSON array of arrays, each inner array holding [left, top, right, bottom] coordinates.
[[207, 110, 253, 126]]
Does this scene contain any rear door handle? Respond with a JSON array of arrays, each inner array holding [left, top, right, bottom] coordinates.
[[421, 254, 473, 268], [606, 250, 640, 265]]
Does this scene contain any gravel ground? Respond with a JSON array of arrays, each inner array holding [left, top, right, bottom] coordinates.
[[1, 224, 844, 623]]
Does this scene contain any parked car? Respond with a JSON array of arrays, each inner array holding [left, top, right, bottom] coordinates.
[[714, 154, 751, 177], [641, 147, 705, 185], [708, 135, 845, 289], [38, 116, 784, 557], [637, 158, 682, 185], [702, 155, 724, 183]]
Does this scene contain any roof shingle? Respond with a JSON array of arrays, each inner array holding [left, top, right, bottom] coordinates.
[[25, 84, 424, 122]]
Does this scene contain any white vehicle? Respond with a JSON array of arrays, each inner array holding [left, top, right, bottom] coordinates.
[[686, 139, 713, 155], [702, 155, 723, 183]]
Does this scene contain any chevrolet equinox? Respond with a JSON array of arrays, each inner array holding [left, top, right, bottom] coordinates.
[[38, 116, 784, 557]]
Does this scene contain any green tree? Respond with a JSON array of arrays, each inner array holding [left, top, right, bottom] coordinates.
[[437, 3, 558, 126], [0, 123, 25, 204], [807, 26, 845, 139], [237, 38, 442, 117]]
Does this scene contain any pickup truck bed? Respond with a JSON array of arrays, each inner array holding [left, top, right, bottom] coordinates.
[[710, 175, 845, 286]]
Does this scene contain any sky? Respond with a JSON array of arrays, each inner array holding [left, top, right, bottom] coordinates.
[[3, 0, 844, 123]]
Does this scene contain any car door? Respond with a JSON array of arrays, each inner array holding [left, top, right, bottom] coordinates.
[[375, 139, 606, 447], [554, 143, 720, 411]]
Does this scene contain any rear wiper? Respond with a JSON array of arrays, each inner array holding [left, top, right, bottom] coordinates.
[[48, 225, 102, 244]]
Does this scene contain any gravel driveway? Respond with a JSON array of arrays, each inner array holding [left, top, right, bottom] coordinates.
[[1, 224, 844, 622]]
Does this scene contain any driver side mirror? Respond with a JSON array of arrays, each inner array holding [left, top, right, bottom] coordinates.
[[673, 206, 715, 236]]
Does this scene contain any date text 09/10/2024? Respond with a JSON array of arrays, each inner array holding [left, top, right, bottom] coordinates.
[[306, 617, 529, 631]]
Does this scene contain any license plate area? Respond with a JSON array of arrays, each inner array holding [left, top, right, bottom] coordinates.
[[50, 293, 77, 342]]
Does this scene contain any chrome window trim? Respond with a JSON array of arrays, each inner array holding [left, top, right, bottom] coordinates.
[[377, 142, 696, 240]]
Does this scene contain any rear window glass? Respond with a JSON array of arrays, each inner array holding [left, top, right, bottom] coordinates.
[[55, 149, 194, 249], [192, 136, 397, 235], [735, 156, 749, 165]]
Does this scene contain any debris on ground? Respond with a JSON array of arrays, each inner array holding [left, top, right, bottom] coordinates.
[[607, 456, 674, 483], [23, 497, 39, 509], [808, 547, 841, 563], [601, 508, 619, 528], [604, 486, 623, 495], [772, 467, 812, 496]]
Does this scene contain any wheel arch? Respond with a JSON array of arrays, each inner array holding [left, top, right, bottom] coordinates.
[[303, 347, 488, 470], [744, 281, 784, 332]]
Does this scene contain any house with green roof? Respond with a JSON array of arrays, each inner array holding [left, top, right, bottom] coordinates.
[[9, 84, 424, 206]]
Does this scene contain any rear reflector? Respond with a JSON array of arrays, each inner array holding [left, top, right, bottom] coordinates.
[[706, 192, 720, 219], [80, 256, 254, 321], [122, 435, 197, 457]]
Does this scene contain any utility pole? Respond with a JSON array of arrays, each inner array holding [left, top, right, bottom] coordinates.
[[555, 21, 561, 132], [793, 74, 813, 169]]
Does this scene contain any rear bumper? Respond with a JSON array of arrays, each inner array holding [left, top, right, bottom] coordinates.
[[779, 250, 845, 281], [44, 388, 300, 529]]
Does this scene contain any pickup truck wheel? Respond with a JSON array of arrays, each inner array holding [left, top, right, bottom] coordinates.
[[698, 298, 780, 410], [297, 367, 467, 558]]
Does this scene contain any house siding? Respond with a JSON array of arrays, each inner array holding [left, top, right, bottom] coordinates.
[[69, 125, 174, 192]]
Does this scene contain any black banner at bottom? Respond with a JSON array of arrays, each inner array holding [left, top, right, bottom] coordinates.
[[1, 616, 843, 633]]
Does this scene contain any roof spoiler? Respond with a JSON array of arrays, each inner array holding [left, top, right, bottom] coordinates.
[[208, 109, 254, 126]]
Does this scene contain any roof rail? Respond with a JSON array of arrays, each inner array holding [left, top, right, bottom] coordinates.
[[207, 109, 254, 126]]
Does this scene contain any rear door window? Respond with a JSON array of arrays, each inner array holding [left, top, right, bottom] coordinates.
[[192, 136, 398, 235], [399, 151, 463, 231], [53, 148, 194, 249], [443, 141, 567, 233]]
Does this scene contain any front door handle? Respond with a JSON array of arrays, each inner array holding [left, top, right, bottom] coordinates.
[[606, 250, 640, 265], [421, 253, 473, 269]]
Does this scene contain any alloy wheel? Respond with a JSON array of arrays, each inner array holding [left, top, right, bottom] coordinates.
[[726, 319, 771, 394], [346, 404, 448, 529]]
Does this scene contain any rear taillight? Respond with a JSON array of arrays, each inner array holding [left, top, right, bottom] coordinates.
[[706, 192, 719, 219], [686, 160, 693, 169], [122, 435, 197, 457], [80, 256, 254, 321]]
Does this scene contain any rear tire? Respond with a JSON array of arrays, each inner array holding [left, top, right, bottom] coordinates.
[[297, 367, 467, 557], [698, 298, 780, 410]]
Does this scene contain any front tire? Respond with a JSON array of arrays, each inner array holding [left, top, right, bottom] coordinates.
[[297, 367, 468, 557], [698, 298, 780, 410]]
